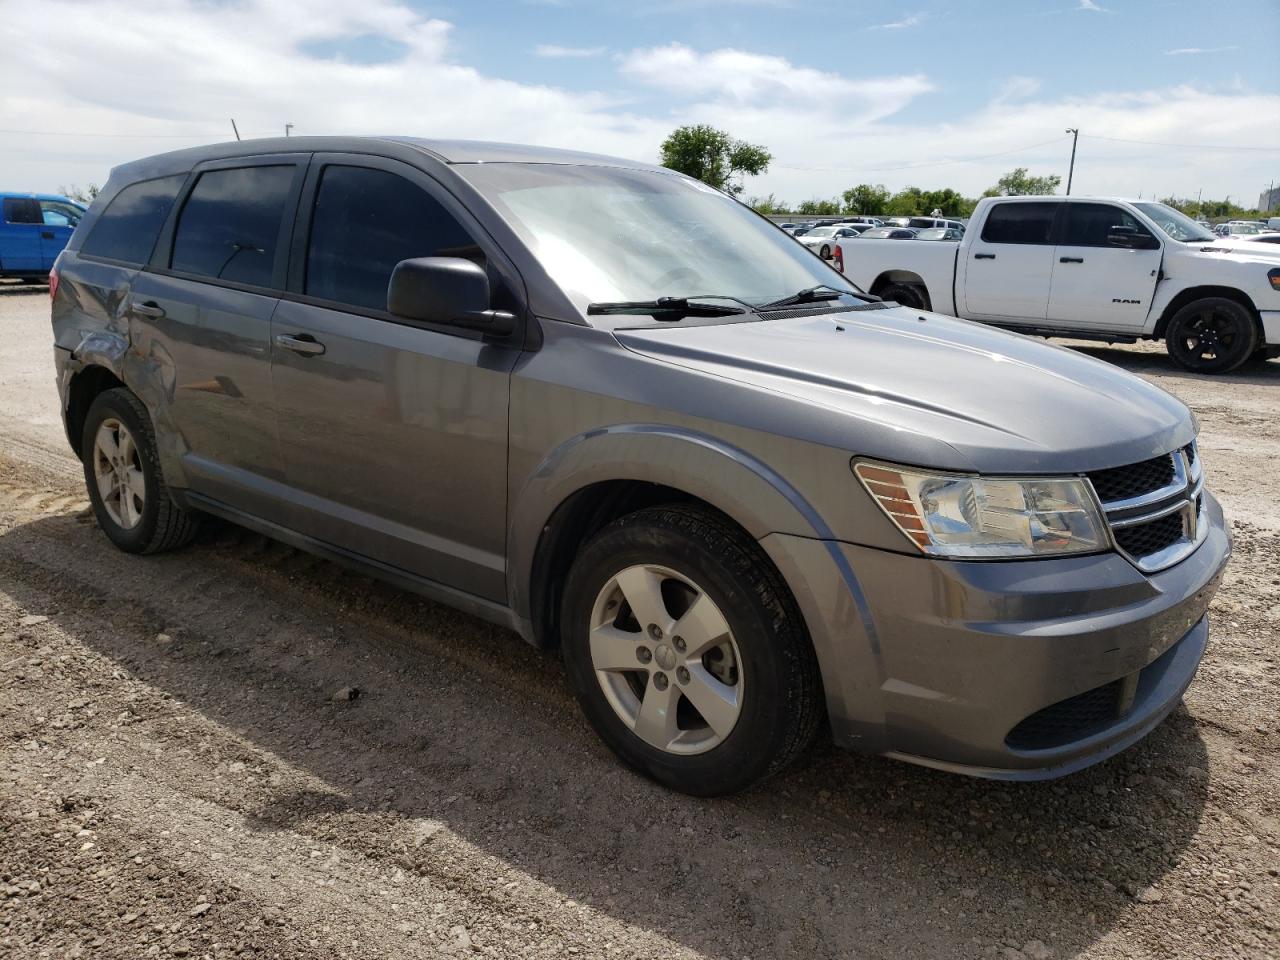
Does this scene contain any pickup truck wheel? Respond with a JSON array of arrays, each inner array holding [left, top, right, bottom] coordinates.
[[82, 388, 200, 554], [879, 282, 928, 311], [1165, 298, 1258, 374], [560, 504, 823, 796]]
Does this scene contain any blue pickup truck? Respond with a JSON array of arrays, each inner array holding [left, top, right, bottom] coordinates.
[[0, 193, 86, 282]]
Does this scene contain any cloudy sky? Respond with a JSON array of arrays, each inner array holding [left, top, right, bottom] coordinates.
[[4, 0, 1278, 205]]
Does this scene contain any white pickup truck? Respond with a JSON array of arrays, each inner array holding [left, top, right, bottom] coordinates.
[[833, 195, 1280, 373]]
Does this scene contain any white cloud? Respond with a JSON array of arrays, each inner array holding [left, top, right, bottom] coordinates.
[[1077, 0, 1109, 11], [1164, 46, 1238, 56], [618, 43, 932, 122], [996, 76, 1042, 102], [870, 12, 927, 29], [0, 2, 1275, 206], [534, 44, 606, 58]]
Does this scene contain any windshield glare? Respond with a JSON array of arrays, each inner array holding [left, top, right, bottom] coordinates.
[[1133, 202, 1216, 243], [459, 164, 860, 313]]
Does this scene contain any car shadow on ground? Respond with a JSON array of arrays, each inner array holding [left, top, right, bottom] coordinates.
[[2, 512, 1212, 959]]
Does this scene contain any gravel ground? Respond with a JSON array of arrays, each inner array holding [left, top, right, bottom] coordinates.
[[2, 281, 1277, 959]]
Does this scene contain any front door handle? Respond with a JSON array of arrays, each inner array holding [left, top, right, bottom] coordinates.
[[275, 333, 326, 356], [131, 301, 166, 319], [974, 253, 996, 260], [1059, 256, 1085, 263], [41, 231, 55, 240]]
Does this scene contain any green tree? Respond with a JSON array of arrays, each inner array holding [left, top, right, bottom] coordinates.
[[746, 193, 788, 215], [796, 197, 842, 216], [841, 183, 891, 215], [659, 125, 772, 196], [983, 167, 1062, 197], [884, 186, 927, 216], [919, 188, 974, 217]]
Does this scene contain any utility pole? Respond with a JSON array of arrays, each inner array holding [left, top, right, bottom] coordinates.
[[230, 119, 241, 141], [285, 123, 294, 138], [1064, 128, 1079, 196]]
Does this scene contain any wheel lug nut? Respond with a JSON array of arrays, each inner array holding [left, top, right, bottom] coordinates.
[[637, 646, 652, 664], [676, 666, 690, 685], [647, 624, 662, 640], [673, 636, 686, 652], [653, 672, 669, 691]]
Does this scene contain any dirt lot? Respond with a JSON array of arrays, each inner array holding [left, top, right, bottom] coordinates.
[[2, 281, 1277, 959]]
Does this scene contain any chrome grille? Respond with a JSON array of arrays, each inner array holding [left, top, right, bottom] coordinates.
[[1088, 441, 1206, 573]]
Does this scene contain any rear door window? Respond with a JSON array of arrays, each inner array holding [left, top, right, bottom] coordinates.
[[980, 202, 1059, 244], [1059, 203, 1155, 247], [80, 175, 187, 265], [3, 197, 44, 224], [170, 166, 294, 288], [304, 164, 483, 311]]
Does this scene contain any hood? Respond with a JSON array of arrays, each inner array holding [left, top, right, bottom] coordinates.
[[615, 307, 1194, 474], [1196, 238, 1280, 261]]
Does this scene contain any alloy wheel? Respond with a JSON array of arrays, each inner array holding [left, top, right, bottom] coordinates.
[[92, 418, 145, 529], [588, 564, 743, 755]]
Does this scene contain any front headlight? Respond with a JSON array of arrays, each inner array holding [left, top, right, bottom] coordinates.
[[854, 461, 1108, 558]]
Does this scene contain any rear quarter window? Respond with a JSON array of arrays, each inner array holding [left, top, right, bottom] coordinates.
[[980, 202, 1058, 244], [80, 175, 187, 265]]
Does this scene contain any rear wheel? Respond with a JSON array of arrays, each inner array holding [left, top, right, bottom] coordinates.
[[1164, 298, 1258, 374], [82, 388, 199, 554], [878, 281, 928, 310], [560, 505, 823, 796]]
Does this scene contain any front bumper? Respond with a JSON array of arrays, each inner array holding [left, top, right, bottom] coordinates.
[[761, 489, 1231, 779]]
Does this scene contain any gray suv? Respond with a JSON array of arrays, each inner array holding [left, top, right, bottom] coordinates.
[[50, 137, 1230, 795]]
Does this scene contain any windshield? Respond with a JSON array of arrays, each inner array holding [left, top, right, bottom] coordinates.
[[806, 226, 838, 237], [460, 163, 861, 314], [1133, 202, 1216, 243]]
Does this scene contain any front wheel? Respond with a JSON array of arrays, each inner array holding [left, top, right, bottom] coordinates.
[[1164, 298, 1258, 374], [560, 505, 823, 796]]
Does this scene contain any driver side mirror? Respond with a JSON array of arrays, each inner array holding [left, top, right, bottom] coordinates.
[[1107, 225, 1159, 250], [387, 257, 517, 338]]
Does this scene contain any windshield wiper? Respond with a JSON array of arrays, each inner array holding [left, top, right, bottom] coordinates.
[[587, 296, 748, 320], [758, 284, 848, 310]]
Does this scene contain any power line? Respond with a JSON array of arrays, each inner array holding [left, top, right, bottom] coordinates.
[[1080, 133, 1279, 152], [775, 135, 1070, 174]]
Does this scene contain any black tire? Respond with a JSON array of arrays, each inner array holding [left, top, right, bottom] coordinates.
[[1164, 298, 1258, 374], [878, 281, 928, 310], [560, 504, 823, 796], [81, 388, 199, 554]]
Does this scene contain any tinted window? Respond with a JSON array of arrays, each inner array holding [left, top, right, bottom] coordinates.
[[170, 166, 294, 287], [3, 197, 43, 224], [80, 175, 186, 265], [305, 165, 482, 311], [980, 202, 1058, 244], [1059, 203, 1153, 247]]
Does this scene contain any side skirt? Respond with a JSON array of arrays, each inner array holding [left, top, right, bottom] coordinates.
[[185, 491, 526, 639]]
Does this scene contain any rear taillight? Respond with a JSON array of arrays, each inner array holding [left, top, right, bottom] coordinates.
[[833, 244, 844, 272], [48, 267, 59, 301]]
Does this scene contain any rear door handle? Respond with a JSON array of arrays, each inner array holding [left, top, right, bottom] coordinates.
[[1059, 256, 1085, 263], [974, 253, 996, 260], [275, 333, 326, 356], [40, 231, 55, 240], [131, 301, 166, 319]]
